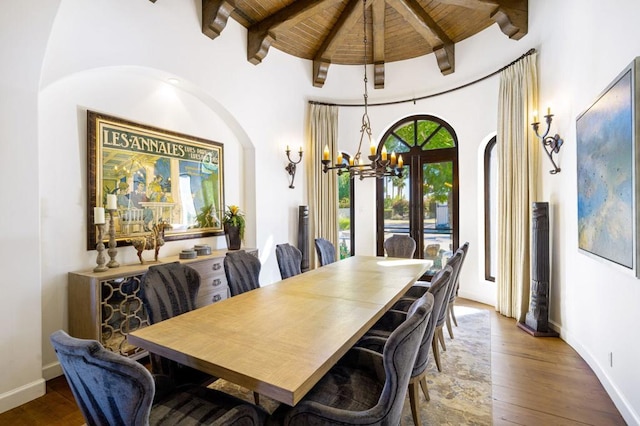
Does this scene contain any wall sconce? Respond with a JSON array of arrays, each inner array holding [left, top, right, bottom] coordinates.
[[531, 108, 563, 174], [285, 145, 303, 188]]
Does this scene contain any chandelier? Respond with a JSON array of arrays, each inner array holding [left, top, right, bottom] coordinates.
[[321, 0, 404, 180]]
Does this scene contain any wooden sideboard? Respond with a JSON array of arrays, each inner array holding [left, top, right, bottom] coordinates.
[[68, 248, 257, 359]]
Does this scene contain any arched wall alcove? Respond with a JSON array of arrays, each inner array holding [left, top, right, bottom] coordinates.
[[37, 65, 256, 373]]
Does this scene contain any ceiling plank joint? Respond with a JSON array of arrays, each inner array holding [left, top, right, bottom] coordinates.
[[390, 0, 455, 75]]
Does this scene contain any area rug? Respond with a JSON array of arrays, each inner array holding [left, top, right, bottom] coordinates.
[[209, 305, 492, 425], [403, 306, 492, 425]]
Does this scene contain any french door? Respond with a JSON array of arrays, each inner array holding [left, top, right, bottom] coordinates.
[[376, 115, 458, 277]]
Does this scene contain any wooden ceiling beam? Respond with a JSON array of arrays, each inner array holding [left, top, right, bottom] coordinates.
[[490, 0, 528, 40], [371, 0, 385, 88], [312, 0, 362, 87], [389, 0, 455, 75], [202, 0, 236, 40], [432, 0, 528, 39], [247, 0, 326, 65]]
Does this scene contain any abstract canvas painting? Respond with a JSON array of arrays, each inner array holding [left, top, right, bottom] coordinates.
[[577, 59, 637, 273]]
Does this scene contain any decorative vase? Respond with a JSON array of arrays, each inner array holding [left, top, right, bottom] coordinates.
[[224, 224, 241, 250]]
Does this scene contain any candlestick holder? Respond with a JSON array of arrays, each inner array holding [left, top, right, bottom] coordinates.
[[94, 224, 108, 272], [106, 209, 119, 268]]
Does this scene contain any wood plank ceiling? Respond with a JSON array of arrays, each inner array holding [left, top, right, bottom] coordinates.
[[162, 0, 527, 88]]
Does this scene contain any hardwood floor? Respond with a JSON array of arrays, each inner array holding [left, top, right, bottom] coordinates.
[[0, 299, 625, 425]]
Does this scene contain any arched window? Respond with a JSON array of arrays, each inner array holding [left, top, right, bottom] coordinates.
[[376, 115, 459, 277], [484, 136, 497, 281]]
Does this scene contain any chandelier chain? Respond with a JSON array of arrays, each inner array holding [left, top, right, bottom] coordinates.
[[320, 0, 404, 180]]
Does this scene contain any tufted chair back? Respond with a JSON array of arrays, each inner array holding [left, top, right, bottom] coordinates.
[[413, 265, 452, 377], [50, 330, 268, 426], [314, 238, 336, 266], [51, 329, 155, 426], [140, 262, 200, 324], [276, 243, 303, 279], [384, 234, 417, 258], [224, 250, 261, 296]]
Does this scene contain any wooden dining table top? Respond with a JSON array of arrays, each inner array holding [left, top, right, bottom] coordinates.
[[127, 255, 430, 406]]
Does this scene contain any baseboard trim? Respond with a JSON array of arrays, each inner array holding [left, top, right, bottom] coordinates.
[[561, 327, 639, 425], [0, 379, 46, 414], [42, 361, 63, 381]]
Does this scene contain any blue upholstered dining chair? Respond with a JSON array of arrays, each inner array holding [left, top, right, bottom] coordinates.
[[445, 242, 470, 339], [140, 261, 200, 324], [139, 262, 209, 385], [384, 234, 417, 258], [50, 330, 267, 426], [224, 250, 261, 296], [360, 266, 453, 426], [223, 250, 265, 405], [275, 243, 302, 279], [269, 292, 434, 426], [314, 238, 336, 266], [403, 248, 464, 371]]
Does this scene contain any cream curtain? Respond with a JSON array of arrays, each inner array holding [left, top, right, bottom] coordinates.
[[496, 52, 539, 321], [308, 103, 339, 269]]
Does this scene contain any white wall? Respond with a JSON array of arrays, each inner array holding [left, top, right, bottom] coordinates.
[[535, 1, 640, 423], [1, 0, 639, 422], [0, 0, 60, 413]]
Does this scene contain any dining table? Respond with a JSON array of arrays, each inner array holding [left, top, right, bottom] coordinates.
[[127, 255, 430, 406]]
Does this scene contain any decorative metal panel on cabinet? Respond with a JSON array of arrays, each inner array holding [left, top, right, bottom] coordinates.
[[68, 249, 257, 358]]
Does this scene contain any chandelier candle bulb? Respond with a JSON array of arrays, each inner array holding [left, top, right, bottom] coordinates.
[[323, 145, 330, 161], [533, 111, 538, 123], [547, 106, 551, 116], [349, 157, 354, 166], [390, 151, 397, 166], [370, 140, 376, 156], [381, 146, 387, 161], [106, 194, 117, 210], [337, 153, 343, 164], [398, 155, 404, 169]]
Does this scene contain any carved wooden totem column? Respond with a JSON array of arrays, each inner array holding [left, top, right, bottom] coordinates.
[[518, 202, 559, 337], [298, 205, 310, 272]]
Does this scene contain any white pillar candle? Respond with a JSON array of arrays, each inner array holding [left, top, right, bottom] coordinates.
[[106, 194, 117, 210], [94, 207, 105, 224]]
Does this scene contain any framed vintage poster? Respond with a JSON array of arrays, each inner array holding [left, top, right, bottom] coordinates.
[[87, 111, 225, 249], [576, 57, 640, 276]]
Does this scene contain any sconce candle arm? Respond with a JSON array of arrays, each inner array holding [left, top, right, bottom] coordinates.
[[531, 113, 563, 174], [285, 148, 303, 189]]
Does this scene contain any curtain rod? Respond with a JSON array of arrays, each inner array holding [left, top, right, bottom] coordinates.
[[309, 48, 537, 108]]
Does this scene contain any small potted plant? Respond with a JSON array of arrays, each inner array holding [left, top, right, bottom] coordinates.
[[223, 205, 245, 250]]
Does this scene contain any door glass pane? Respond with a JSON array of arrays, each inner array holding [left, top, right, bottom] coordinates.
[[382, 166, 411, 251], [338, 158, 352, 259], [423, 161, 453, 273]]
